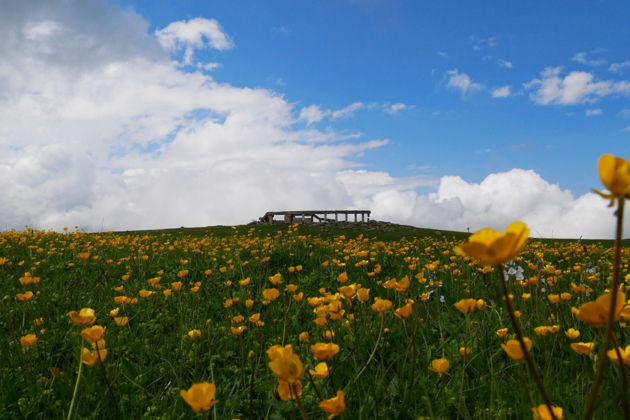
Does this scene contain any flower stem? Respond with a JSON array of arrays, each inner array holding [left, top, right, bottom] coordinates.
[[583, 197, 626, 420], [348, 313, 384, 387], [66, 344, 84, 420], [498, 264, 558, 420]]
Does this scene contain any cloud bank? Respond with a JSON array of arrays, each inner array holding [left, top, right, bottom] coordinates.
[[0, 0, 626, 239]]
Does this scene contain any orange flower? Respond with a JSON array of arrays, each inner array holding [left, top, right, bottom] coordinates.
[[188, 329, 202, 339], [454, 298, 477, 314], [16, 291, 34, 302], [606, 345, 630, 366], [309, 362, 330, 379], [564, 328, 580, 340], [299, 331, 310, 342], [501, 337, 533, 360], [336, 272, 348, 283], [576, 289, 625, 326], [20, 334, 38, 347], [230, 326, 247, 335], [455, 222, 529, 265], [496, 328, 509, 338], [80, 325, 106, 343], [394, 303, 413, 319], [82, 347, 108, 366], [180, 382, 218, 412], [428, 357, 450, 374], [277, 380, 303, 401], [371, 297, 392, 313], [114, 316, 128, 327], [68, 308, 96, 326], [571, 342, 595, 355], [262, 288, 281, 302], [596, 154, 630, 200], [319, 391, 346, 418], [532, 404, 564, 420], [310, 342, 340, 360], [267, 345, 304, 383]]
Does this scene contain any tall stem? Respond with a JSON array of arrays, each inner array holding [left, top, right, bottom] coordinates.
[[583, 198, 625, 420], [66, 344, 84, 420], [498, 265, 558, 420]]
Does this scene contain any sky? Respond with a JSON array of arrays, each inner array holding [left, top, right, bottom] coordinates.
[[1, 0, 629, 238]]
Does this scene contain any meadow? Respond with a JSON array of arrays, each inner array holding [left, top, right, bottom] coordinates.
[[1, 155, 629, 419]]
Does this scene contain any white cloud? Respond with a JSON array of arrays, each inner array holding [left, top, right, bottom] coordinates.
[[446, 69, 484, 97], [470, 35, 498, 51], [497, 59, 513, 69], [609, 60, 630, 74], [622, 126, 630, 132], [155, 17, 233, 64], [525, 67, 630, 105], [298, 102, 365, 125], [491, 85, 511, 98], [585, 108, 602, 116], [384, 103, 409, 114], [360, 169, 629, 239], [436, 51, 448, 58], [572, 51, 607, 66], [618, 109, 630, 118]]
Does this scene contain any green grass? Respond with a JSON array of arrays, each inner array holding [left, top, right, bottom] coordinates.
[[0, 223, 627, 419]]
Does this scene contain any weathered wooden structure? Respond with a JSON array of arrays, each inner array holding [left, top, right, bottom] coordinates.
[[260, 210, 371, 224]]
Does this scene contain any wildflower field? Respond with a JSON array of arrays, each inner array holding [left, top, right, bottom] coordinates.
[[1, 155, 629, 419]]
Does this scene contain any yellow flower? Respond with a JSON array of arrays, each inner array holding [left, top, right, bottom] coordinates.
[[501, 337, 533, 360], [310, 342, 340, 360], [596, 154, 630, 199], [319, 391, 346, 418], [230, 326, 247, 335], [16, 291, 34, 302], [607, 345, 630, 366], [371, 297, 393, 312], [459, 347, 472, 357], [476, 299, 487, 310], [80, 325, 106, 343], [564, 328, 580, 339], [20, 334, 38, 347], [114, 316, 128, 327], [428, 358, 450, 374], [68, 308, 96, 326], [455, 222, 529, 265], [338, 284, 358, 299], [534, 326, 549, 337], [532, 404, 564, 420], [262, 288, 281, 302], [299, 331, 310, 342], [180, 382, 218, 412], [547, 294, 560, 304], [337, 272, 348, 283], [496, 328, 509, 338], [394, 303, 413, 319], [82, 347, 108, 366], [188, 329, 202, 339], [356, 288, 370, 302], [267, 345, 304, 383], [309, 362, 330, 379], [571, 342, 596, 355], [454, 298, 477, 314], [576, 289, 625, 326], [277, 380, 303, 401]]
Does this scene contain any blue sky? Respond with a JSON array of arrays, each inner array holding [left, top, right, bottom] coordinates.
[[119, 0, 630, 194], [1, 0, 628, 237]]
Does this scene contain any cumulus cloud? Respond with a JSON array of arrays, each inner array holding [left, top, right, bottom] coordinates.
[[525, 67, 630, 105], [445, 69, 484, 97], [491, 85, 511, 98], [156, 17, 233, 64], [361, 169, 629, 239]]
